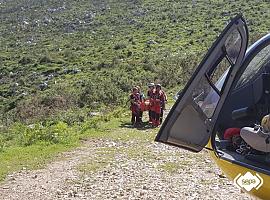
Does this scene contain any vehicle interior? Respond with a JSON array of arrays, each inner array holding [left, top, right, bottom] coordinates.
[[214, 43, 270, 174]]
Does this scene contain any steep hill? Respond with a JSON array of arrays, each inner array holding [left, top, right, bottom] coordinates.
[[1, 0, 270, 125]]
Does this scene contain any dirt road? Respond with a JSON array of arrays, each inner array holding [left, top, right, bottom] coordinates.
[[0, 131, 254, 200]]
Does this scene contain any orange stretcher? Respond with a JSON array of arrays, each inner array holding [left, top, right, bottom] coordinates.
[[140, 100, 151, 111]]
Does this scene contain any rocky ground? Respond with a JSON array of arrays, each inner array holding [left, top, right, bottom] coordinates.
[[0, 132, 255, 200]]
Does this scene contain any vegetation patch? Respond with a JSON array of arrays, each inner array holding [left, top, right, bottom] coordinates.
[[0, 144, 73, 181], [0, 109, 126, 181], [119, 145, 157, 160], [158, 162, 182, 174], [78, 147, 116, 174]]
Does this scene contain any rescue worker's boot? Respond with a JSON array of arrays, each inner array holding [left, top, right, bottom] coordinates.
[[152, 120, 157, 127], [131, 113, 135, 125], [153, 119, 160, 127], [160, 109, 164, 124], [139, 111, 143, 123]]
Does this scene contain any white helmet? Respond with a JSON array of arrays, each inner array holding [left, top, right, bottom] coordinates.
[[148, 82, 155, 87]]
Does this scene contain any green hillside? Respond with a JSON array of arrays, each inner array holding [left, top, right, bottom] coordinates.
[[1, 0, 270, 181], [1, 0, 270, 125]]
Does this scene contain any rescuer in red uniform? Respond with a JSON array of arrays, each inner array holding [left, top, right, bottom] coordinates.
[[147, 83, 155, 124], [152, 84, 167, 127], [130, 87, 141, 126]]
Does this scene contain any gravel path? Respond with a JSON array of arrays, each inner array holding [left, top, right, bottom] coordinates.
[[0, 137, 255, 200]]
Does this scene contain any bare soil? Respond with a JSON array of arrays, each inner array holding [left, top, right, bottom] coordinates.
[[0, 137, 255, 200]]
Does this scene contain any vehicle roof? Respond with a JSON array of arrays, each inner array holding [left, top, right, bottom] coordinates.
[[245, 33, 270, 58]]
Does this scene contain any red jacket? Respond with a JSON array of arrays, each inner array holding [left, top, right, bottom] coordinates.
[[151, 90, 165, 114]]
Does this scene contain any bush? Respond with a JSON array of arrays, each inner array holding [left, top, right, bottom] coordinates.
[[9, 122, 73, 146], [79, 74, 123, 108], [113, 42, 127, 50], [154, 52, 201, 88], [18, 56, 32, 65], [0, 135, 5, 152], [39, 56, 53, 64], [54, 108, 87, 125], [15, 83, 79, 123]]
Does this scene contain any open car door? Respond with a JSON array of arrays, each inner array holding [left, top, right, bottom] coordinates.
[[155, 15, 248, 152]]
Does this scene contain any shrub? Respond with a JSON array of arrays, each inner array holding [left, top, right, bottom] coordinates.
[[9, 122, 73, 146], [113, 42, 127, 50], [54, 108, 87, 125], [39, 56, 53, 64], [79, 74, 123, 108], [0, 135, 5, 152], [18, 56, 32, 65], [15, 83, 79, 123]]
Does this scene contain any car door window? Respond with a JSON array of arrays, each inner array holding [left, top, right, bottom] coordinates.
[[192, 76, 220, 118], [194, 57, 232, 118], [225, 29, 242, 64], [208, 57, 231, 90]]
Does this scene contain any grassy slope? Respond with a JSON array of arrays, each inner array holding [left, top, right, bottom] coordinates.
[[1, 0, 270, 121]]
